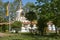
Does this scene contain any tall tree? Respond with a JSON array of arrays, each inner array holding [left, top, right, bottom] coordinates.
[[36, 0, 60, 35], [25, 11, 37, 27], [24, 2, 36, 12]]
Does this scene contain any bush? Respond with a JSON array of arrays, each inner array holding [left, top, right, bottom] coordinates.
[[11, 21, 22, 28], [11, 21, 22, 33], [2, 24, 9, 32]]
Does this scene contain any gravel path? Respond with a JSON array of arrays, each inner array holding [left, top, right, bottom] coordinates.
[[0, 32, 13, 37]]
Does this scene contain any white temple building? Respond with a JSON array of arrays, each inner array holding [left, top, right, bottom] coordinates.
[[47, 21, 56, 33], [15, 0, 37, 33]]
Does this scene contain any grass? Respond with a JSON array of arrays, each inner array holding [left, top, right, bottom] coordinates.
[[0, 33, 60, 40]]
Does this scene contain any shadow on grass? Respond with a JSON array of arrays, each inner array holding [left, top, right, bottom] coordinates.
[[21, 33, 60, 39]]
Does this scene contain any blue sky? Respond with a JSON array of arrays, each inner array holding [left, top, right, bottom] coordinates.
[[2, 0, 36, 6]]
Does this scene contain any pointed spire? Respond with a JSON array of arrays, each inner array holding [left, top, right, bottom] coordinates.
[[20, 0, 22, 9]]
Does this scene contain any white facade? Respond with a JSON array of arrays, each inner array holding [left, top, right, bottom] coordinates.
[[15, 0, 37, 33], [16, 9, 24, 21]]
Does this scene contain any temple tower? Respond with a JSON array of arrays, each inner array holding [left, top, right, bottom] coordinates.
[[16, 0, 25, 21]]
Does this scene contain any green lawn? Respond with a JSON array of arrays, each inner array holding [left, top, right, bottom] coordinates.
[[0, 33, 60, 40]]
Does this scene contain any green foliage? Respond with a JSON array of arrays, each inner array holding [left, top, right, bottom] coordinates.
[[0, 26, 2, 32], [0, 0, 3, 6], [36, 0, 60, 26], [2, 24, 9, 32], [36, 0, 60, 35], [0, 16, 4, 23], [11, 21, 22, 28], [0, 33, 60, 40], [13, 0, 21, 11], [25, 11, 37, 21], [0, 16, 8, 23], [24, 2, 36, 12], [55, 14, 60, 27]]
